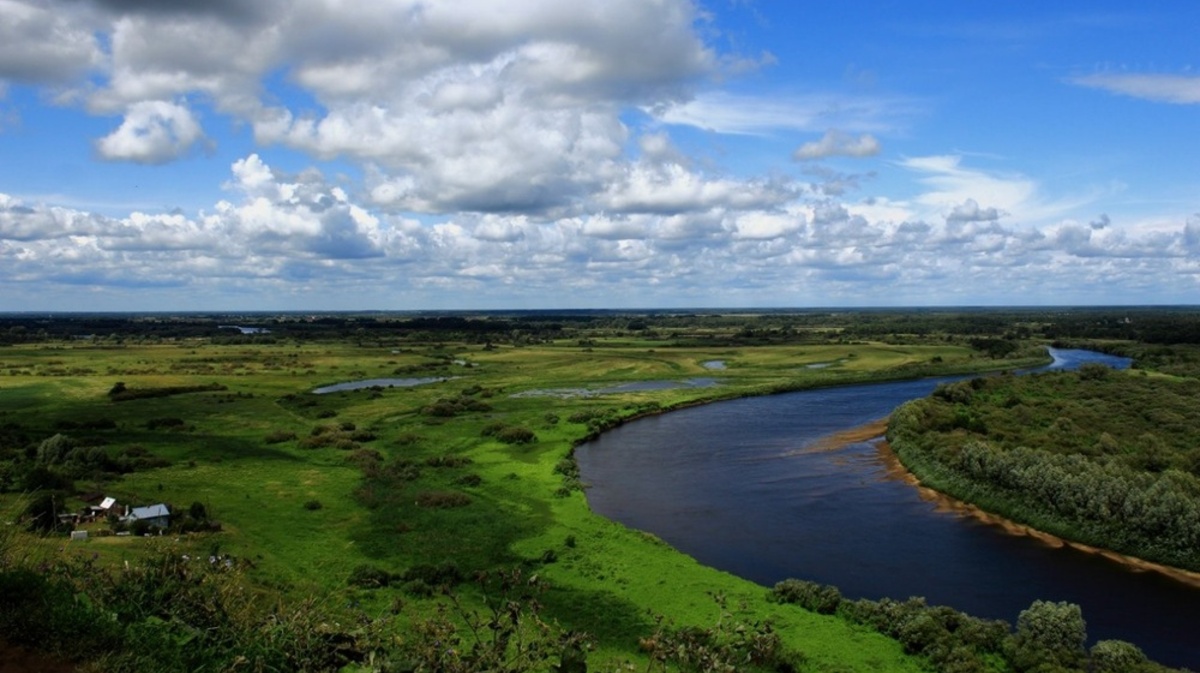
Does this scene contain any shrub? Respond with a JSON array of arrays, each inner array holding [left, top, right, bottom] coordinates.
[[567, 410, 602, 424], [424, 454, 472, 468], [415, 491, 471, 509], [455, 473, 483, 487], [303, 500, 323, 511], [769, 579, 842, 614], [264, 430, 297, 444], [495, 426, 536, 445], [401, 561, 463, 588], [394, 433, 423, 446], [1090, 640, 1147, 673], [347, 564, 392, 589]]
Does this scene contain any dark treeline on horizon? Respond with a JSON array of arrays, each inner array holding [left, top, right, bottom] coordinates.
[[2, 306, 1200, 349]]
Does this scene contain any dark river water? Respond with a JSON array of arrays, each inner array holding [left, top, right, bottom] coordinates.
[[576, 349, 1200, 669]]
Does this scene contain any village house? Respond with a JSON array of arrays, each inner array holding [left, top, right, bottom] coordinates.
[[122, 503, 171, 529]]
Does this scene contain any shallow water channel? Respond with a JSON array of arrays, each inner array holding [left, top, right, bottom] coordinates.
[[576, 349, 1200, 668]]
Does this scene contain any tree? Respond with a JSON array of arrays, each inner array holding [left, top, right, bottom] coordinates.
[[1009, 600, 1087, 671], [35, 434, 75, 467], [23, 492, 66, 533], [1090, 640, 1147, 673]]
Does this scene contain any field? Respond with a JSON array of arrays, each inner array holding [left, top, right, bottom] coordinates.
[[0, 312, 1103, 671]]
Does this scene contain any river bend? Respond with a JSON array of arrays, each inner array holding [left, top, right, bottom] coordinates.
[[575, 349, 1199, 668]]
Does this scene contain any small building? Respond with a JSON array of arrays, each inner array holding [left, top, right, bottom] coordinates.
[[123, 504, 170, 529], [86, 496, 118, 519]]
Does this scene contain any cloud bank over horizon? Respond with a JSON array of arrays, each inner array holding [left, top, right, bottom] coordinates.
[[0, 0, 1196, 310]]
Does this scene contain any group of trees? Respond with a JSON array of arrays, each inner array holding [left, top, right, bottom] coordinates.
[[771, 580, 1164, 673], [888, 367, 1200, 571]]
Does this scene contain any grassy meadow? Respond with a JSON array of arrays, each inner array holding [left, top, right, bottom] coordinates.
[[0, 319, 1057, 670]]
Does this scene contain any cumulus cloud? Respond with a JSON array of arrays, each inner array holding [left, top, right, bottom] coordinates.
[[5, 2, 1200, 308], [0, 0, 103, 83], [4, 152, 1200, 308], [946, 198, 1003, 223], [95, 100, 207, 164], [598, 162, 795, 215], [1072, 73, 1200, 105], [793, 130, 881, 161]]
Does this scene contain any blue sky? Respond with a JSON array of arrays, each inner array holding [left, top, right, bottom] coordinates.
[[1, 1, 1198, 311]]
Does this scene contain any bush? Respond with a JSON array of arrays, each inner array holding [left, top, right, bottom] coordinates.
[[264, 430, 297, 444], [1090, 640, 1147, 673], [770, 579, 842, 614], [424, 454, 472, 468], [455, 473, 483, 487], [347, 564, 392, 589], [567, 410, 603, 424], [303, 500, 323, 511], [495, 426, 536, 445], [415, 491, 471, 509], [401, 561, 463, 587]]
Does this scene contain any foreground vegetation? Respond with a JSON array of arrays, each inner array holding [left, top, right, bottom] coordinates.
[[0, 308, 1195, 671]]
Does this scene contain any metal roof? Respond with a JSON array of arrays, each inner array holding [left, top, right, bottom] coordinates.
[[128, 504, 169, 520]]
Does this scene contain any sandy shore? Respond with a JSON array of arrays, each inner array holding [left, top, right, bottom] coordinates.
[[869, 435, 1200, 589], [784, 418, 891, 455], [805, 418, 1200, 589]]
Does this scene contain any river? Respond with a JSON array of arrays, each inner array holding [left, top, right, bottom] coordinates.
[[575, 349, 1200, 669]]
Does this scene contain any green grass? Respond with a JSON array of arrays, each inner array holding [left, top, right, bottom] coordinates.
[[0, 336, 1048, 670]]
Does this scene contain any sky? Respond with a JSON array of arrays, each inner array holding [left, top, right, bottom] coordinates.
[[1, 1, 1199, 311]]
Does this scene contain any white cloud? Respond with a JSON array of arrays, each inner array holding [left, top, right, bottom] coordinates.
[[598, 162, 795, 214], [653, 91, 917, 135], [946, 198, 1003, 223], [3, 157, 1200, 308], [897, 154, 1084, 223], [794, 130, 881, 161], [733, 212, 802, 240], [1072, 73, 1200, 105], [95, 100, 207, 164]]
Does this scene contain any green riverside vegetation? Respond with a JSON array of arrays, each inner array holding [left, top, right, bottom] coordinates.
[[0, 309, 1194, 671], [888, 364, 1200, 572]]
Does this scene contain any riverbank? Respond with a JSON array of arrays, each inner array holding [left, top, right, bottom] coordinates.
[[873, 436, 1200, 590]]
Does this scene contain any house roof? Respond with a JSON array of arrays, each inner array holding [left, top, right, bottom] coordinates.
[[128, 504, 169, 520], [100, 497, 116, 509]]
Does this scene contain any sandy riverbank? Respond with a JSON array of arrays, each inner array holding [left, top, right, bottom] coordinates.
[[807, 417, 1200, 589], [868, 434, 1200, 590]]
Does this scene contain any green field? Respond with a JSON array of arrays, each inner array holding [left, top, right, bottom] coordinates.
[[6, 311, 1176, 671]]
